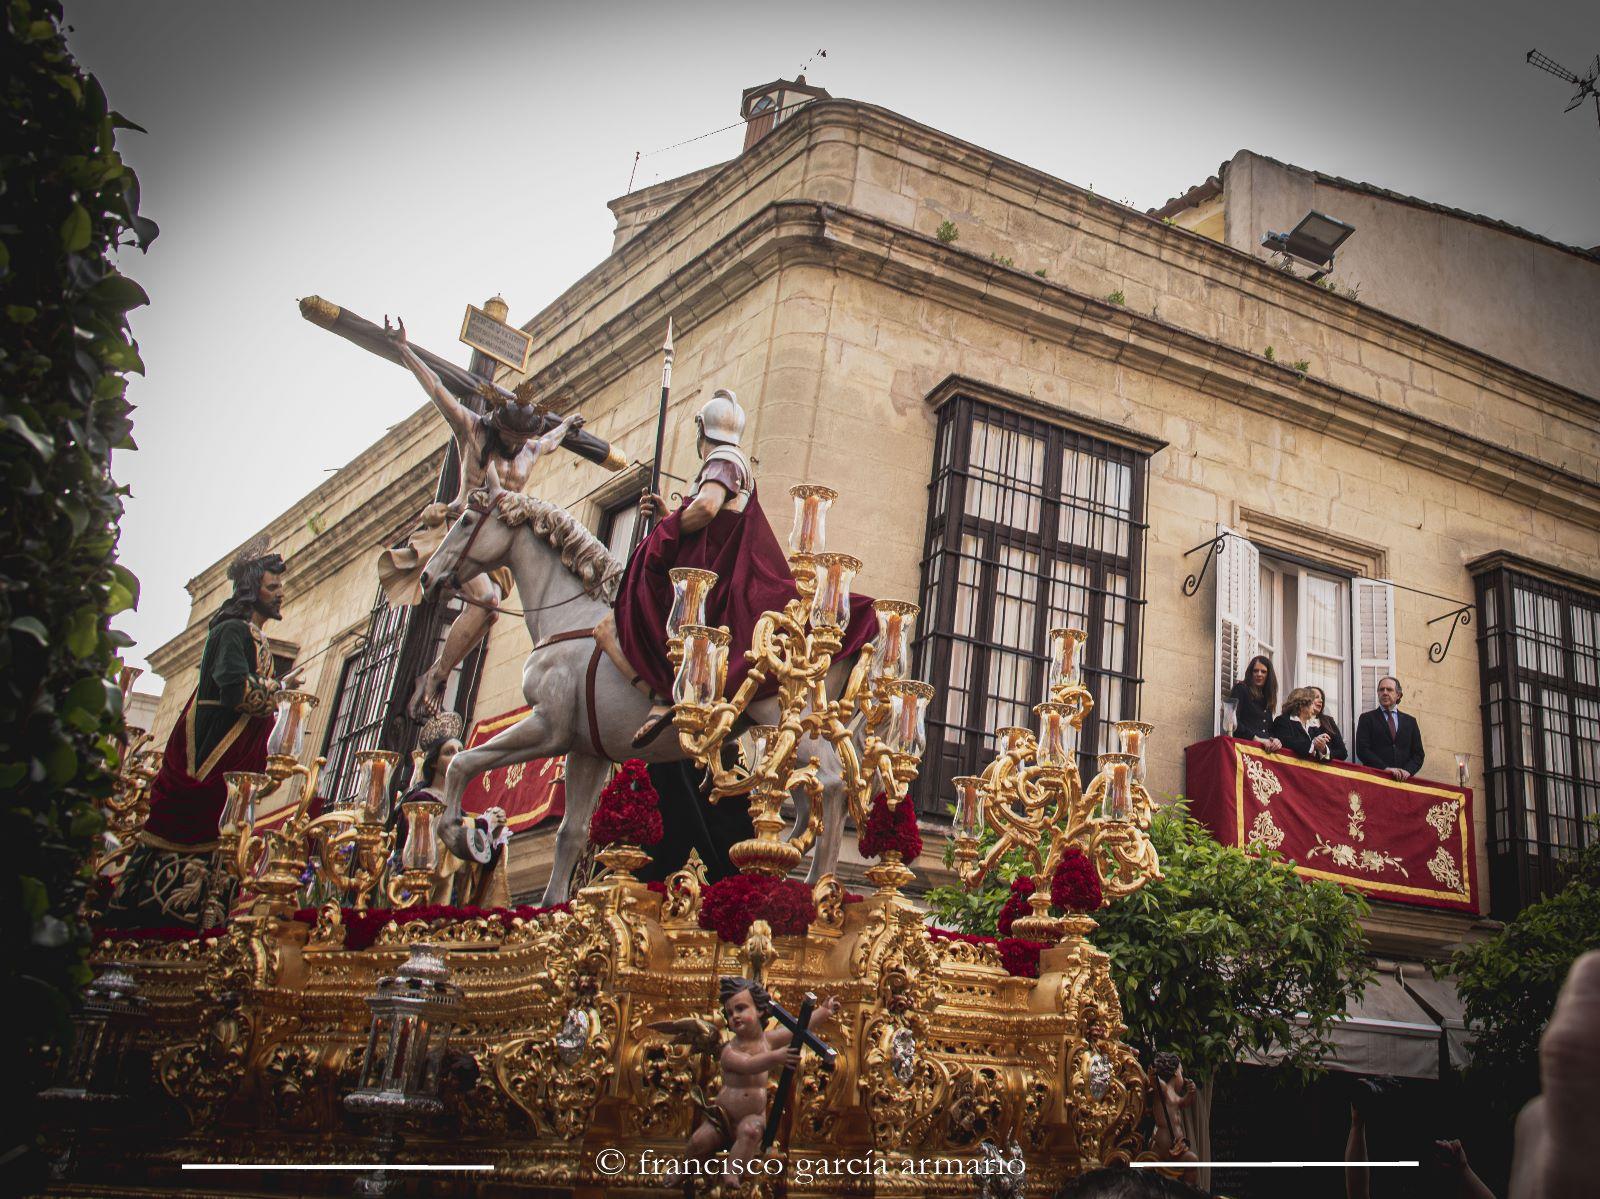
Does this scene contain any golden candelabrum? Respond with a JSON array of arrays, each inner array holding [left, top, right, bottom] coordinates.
[[95, 667, 163, 879], [214, 692, 399, 918], [952, 627, 1162, 944], [668, 484, 934, 883], [386, 747, 446, 907]]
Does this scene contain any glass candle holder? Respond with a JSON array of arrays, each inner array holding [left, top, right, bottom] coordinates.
[[953, 775, 985, 842], [400, 798, 445, 873], [1097, 753, 1138, 822], [672, 625, 730, 707], [809, 553, 861, 631], [354, 749, 401, 820], [882, 680, 934, 758], [788, 484, 837, 555], [1047, 628, 1087, 693], [666, 568, 718, 642], [996, 726, 1031, 755], [869, 600, 919, 685], [1455, 752, 1470, 788], [1222, 698, 1239, 737], [747, 724, 779, 769], [1034, 701, 1079, 769], [1115, 721, 1154, 783], [266, 690, 318, 760], [220, 771, 270, 836]]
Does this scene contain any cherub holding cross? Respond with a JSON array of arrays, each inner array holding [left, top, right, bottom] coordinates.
[[651, 976, 838, 1172]]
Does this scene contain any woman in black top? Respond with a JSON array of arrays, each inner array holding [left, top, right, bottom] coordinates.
[[1309, 686, 1348, 762], [1229, 654, 1282, 749], [1272, 687, 1338, 760]]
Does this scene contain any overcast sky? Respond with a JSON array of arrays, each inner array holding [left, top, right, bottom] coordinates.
[[64, 0, 1598, 687]]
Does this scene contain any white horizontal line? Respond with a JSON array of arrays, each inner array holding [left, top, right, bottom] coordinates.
[[1131, 1162, 1419, 1169], [182, 1165, 495, 1172]]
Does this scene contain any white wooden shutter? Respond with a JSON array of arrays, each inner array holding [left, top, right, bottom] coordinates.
[[1214, 526, 1260, 734], [1354, 579, 1396, 716]]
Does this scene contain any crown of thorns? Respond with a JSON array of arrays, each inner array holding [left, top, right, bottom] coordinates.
[[418, 711, 464, 750]]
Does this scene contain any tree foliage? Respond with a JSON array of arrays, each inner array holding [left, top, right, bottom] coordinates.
[[929, 800, 1373, 1083], [1, 0, 153, 1131], [1443, 830, 1600, 1115]]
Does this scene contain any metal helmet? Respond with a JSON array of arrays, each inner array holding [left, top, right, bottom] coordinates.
[[695, 388, 745, 448]]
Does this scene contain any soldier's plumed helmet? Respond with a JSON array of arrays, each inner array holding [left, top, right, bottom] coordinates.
[[695, 388, 745, 447], [487, 399, 545, 438]]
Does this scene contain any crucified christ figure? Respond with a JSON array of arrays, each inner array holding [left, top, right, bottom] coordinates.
[[377, 317, 583, 719]]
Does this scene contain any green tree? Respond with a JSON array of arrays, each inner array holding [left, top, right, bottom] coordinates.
[[1, 0, 153, 1151], [929, 801, 1372, 1083], [1444, 831, 1600, 1115]]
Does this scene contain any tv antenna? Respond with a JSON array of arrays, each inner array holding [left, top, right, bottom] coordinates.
[[1525, 49, 1600, 128]]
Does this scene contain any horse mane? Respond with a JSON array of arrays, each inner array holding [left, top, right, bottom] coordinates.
[[499, 493, 624, 604]]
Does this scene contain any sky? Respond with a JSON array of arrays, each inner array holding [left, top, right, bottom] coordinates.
[[63, 0, 1599, 688]]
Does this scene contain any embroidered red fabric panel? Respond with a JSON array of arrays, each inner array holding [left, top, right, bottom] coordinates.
[[1185, 736, 1479, 914]]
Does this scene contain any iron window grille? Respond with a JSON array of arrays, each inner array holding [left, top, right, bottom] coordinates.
[[914, 394, 1150, 817], [1475, 565, 1600, 916]]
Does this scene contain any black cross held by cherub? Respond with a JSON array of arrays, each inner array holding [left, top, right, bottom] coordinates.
[[761, 993, 836, 1150]]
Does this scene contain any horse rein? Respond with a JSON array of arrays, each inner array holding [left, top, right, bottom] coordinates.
[[445, 492, 593, 619]]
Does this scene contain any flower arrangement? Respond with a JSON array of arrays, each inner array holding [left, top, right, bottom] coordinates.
[[289, 902, 570, 951], [995, 875, 1036, 937], [698, 874, 816, 943], [997, 937, 1046, 978], [858, 791, 923, 860], [1049, 846, 1104, 913], [589, 758, 663, 848]]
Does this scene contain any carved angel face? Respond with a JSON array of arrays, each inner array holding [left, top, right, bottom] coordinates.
[[723, 988, 762, 1037]]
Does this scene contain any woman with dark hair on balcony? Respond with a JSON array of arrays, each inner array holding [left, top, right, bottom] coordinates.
[[1272, 687, 1339, 761], [1309, 685, 1348, 762], [1228, 654, 1283, 750]]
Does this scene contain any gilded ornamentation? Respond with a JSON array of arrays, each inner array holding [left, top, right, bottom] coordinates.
[[1427, 846, 1465, 893], [1347, 792, 1366, 841], [1426, 799, 1460, 840], [1243, 753, 1283, 806], [661, 850, 708, 923], [1308, 835, 1409, 876], [1248, 809, 1285, 851]]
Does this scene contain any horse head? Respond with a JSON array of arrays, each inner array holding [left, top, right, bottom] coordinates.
[[420, 486, 515, 602]]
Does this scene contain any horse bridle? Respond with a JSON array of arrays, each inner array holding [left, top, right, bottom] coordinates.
[[445, 490, 595, 618]]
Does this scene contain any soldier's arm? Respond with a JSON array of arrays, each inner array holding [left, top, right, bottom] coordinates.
[[680, 480, 729, 533], [386, 317, 471, 437]]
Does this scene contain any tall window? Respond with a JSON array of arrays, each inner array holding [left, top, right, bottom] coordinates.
[[320, 588, 409, 806], [599, 495, 640, 560], [915, 395, 1149, 815], [1475, 561, 1600, 916]]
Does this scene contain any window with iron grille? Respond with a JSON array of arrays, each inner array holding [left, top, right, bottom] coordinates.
[[1474, 561, 1600, 916], [914, 394, 1150, 816], [320, 587, 410, 806]]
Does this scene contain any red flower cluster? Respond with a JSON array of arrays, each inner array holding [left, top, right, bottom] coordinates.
[[997, 937, 1046, 978], [858, 791, 923, 860], [995, 875, 1036, 937], [589, 758, 664, 848], [289, 902, 571, 951], [1049, 846, 1103, 913], [697, 874, 817, 944], [93, 925, 225, 944]]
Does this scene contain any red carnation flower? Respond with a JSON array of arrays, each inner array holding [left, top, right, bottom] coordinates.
[[698, 874, 817, 943], [589, 758, 663, 847], [997, 937, 1046, 978], [1049, 846, 1103, 913], [996, 875, 1036, 937], [858, 791, 924, 860]]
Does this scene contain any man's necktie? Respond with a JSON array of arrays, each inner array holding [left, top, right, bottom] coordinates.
[[1387, 710, 1397, 739]]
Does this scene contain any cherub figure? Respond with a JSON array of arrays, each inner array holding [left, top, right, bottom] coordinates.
[[1149, 1050, 1200, 1180], [651, 977, 838, 1172]]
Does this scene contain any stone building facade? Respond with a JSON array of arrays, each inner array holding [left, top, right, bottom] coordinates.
[[148, 88, 1599, 953]]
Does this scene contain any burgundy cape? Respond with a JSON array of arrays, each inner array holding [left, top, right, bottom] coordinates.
[[614, 487, 879, 699], [140, 696, 274, 848]]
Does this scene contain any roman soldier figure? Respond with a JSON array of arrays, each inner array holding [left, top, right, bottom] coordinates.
[[106, 539, 294, 928], [595, 389, 878, 746], [378, 317, 583, 719]]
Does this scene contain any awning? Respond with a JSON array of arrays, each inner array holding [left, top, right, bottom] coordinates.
[[1248, 959, 1469, 1080]]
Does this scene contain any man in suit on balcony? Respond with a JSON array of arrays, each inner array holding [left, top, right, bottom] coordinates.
[[1356, 676, 1426, 781]]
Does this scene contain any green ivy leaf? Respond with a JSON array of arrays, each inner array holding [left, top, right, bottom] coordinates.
[[3, 412, 57, 460], [89, 271, 150, 312], [10, 616, 49, 644], [107, 564, 139, 614], [60, 204, 92, 252]]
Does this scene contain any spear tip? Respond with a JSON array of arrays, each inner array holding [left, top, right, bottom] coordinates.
[[663, 315, 675, 356]]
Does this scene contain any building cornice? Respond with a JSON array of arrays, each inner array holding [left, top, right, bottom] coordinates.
[[507, 197, 1600, 529], [925, 374, 1170, 457], [510, 99, 1598, 431]]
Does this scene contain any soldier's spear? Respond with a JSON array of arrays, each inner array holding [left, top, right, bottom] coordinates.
[[632, 317, 674, 551]]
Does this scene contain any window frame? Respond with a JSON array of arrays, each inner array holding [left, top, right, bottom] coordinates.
[[913, 391, 1151, 816], [1475, 562, 1600, 916]]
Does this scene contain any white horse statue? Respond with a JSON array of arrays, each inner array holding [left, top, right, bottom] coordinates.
[[418, 485, 857, 903]]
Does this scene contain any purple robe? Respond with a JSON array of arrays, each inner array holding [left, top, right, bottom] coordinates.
[[614, 486, 878, 699]]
